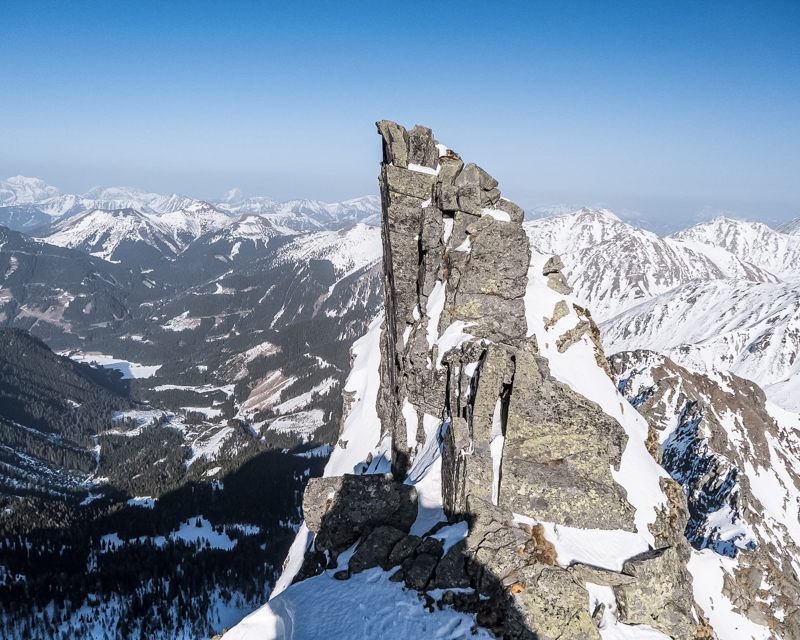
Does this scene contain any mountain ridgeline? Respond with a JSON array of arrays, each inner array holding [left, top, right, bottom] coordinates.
[[0, 184, 384, 637], [2, 130, 800, 640], [224, 122, 800, 640]]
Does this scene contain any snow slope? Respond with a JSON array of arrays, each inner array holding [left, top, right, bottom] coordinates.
[[64, 351, 161, 379], [601, 279, 800, 412], [777, 216, 800, 236], [523, 249, 670, 547], [671, 217, 800, 283], [524, 208, 776, 322], [227, 567, 494, 640], [273, 223, 382, 281]]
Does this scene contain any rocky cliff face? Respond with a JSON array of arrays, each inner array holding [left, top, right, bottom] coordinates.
[[232, 122, 702, 640], [611, 351, 800, 639]]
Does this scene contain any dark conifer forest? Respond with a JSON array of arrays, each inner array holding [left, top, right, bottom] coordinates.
[[0, 222, 382, 638]]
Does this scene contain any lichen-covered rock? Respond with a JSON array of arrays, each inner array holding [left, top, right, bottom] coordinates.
[[511, 566, 601, 640], [302, 474, 417, 554], [547, 271, 572, 294], [542, 255, 565, 275], [556, 319, 590, 353], [406, 124, 438, 168], [567, 563, 635, 587], [613, 547, 696, 639], [544, 299, 569, 329], [500, 343, 636, 531], [376, 120, 409, 168]]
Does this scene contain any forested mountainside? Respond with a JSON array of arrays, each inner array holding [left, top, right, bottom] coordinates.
[[0, 217, 382, 637]]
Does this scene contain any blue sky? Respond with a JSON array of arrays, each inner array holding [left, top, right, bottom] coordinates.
[[2, 0, 798, 229]]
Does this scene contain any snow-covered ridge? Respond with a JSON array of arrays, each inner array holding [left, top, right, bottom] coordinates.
[[601, 278, 800, 412], [524, 208, 780, 322], [777, 216, 800, 236], [273, 223, 382, 280], [0, 175, 380, 236], [523, 207, 800, 414], [0, 175, 60, 204], [670, 216, 800, 283], [38, 206, 229, 261]]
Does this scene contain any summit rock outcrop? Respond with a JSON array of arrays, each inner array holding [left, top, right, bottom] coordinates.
[[235, 122, 705, 640], [374, 121, 637, 537]]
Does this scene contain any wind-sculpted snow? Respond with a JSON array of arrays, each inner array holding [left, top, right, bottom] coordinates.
[[602, 279, 800, 412], [671, 217, 800, 283], [524, 208, 777, 322]]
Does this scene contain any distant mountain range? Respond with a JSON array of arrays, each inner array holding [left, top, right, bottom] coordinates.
[[3, 167, 800, 639], [525, 207, 800, 413], [0, 175, 381, 234]]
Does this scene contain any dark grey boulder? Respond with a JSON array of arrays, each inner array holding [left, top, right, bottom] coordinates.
[[433, 540, 470, 589], [387, 534, 422, 566], [349, 525, 408, 574], [405, 553, 439, 591], [302, 474, 417, 554]]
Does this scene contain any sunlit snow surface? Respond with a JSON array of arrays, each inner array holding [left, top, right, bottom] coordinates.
[[688, 551, 772, 640], [225, 568, 494, 640], [325, 313, 385, 477], [63, 351, 161, 378]]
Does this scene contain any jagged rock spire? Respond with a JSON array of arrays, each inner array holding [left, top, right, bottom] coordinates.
[[376, 120, 530, 479], [375, 120, 635, 531], [294, 122, 701, 640]]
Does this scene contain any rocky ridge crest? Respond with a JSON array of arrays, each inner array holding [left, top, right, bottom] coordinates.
[[612, 350, 800, 638], [292, 122, 702, 639]]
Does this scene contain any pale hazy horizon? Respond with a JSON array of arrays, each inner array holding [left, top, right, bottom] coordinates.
[[2, 1, 798, 232]]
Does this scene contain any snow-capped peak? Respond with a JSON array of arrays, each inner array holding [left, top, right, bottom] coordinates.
[[0, 175, 61, 204], [220, 187, 246, 204], [777, 216, 800, 236], [670, 216, 800, 282], [525, 208, 780, 321]]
